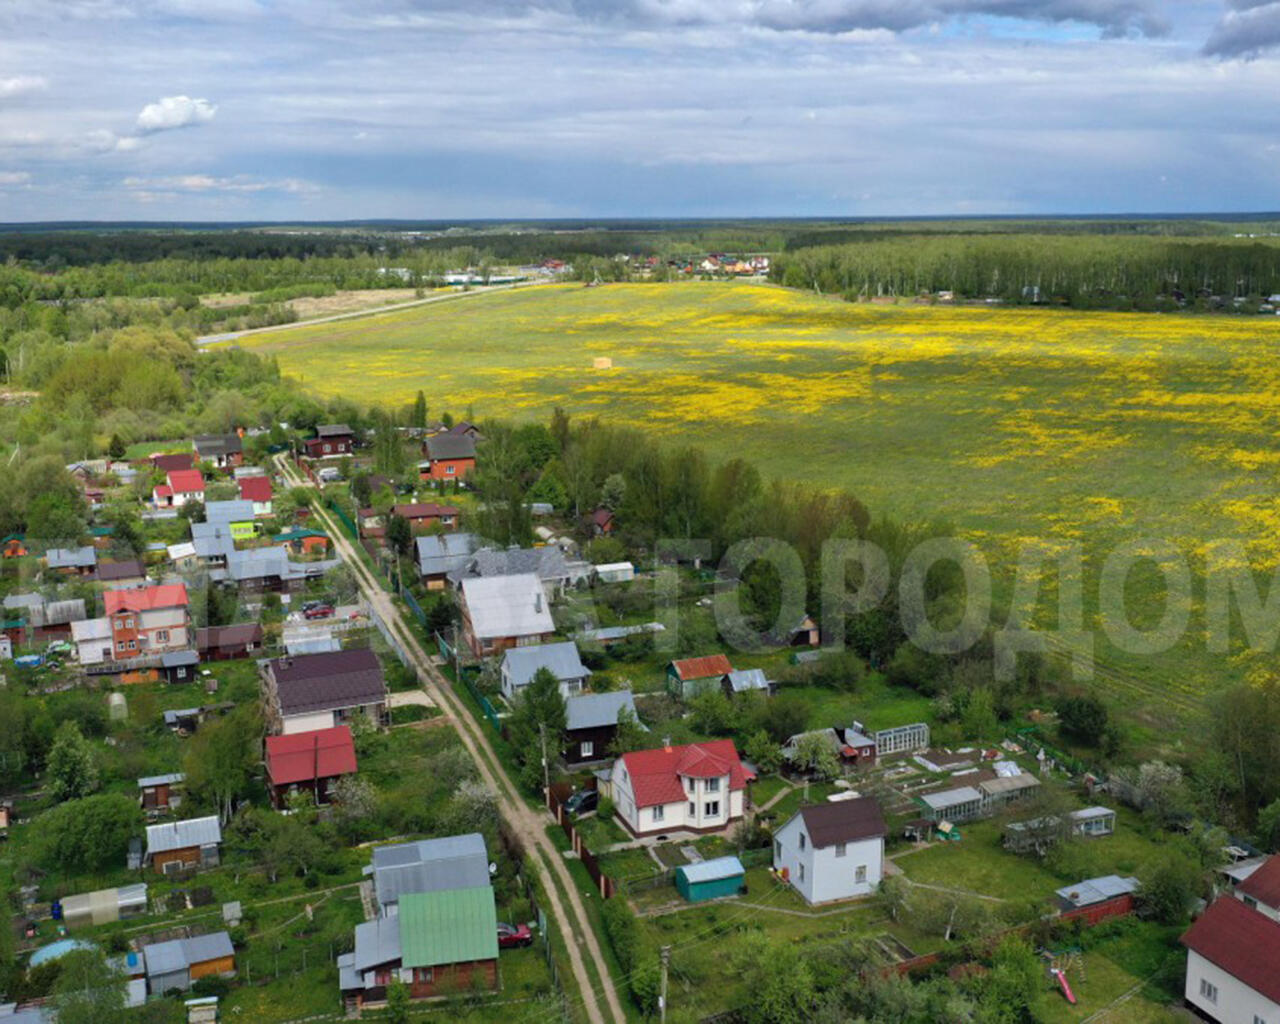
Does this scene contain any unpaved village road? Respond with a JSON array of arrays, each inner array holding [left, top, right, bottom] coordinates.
[[273, 454, 624, 1024]]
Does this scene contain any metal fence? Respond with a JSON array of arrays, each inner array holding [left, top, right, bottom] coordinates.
[[325, 499, 358, 540]]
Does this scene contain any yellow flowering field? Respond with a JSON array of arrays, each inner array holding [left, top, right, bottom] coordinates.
[[231, 282, 1280, 711]]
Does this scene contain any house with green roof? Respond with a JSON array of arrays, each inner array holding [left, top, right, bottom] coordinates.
[[338, 870, 499, 1008]]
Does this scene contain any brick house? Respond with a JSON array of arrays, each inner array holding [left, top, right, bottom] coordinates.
[[418, 433, 476, 481], [104, 584, 190, 662]]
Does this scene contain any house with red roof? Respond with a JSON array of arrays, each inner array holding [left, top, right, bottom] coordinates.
[[612, 739, 749, 837], [237, 475, 274, 517], [265, 726, 357, 808], [104, 584, 191, 662], [153, 469, 205, 509], [666, 655, 734, 699], [1181, 855, 1280, 1023]]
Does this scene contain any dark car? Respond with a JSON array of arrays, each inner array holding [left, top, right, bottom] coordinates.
[[563, 789, 598, 817], [497, 922, 533, 949], [303, 603, 335, 620]]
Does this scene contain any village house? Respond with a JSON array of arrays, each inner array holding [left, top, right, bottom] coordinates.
[[149, 451, 194, 474], [612, 739, 749, 837], [97, 559, 146, 588], [418, 432, 476, 481], [237, 474, 273, 516], [192, 433, 243, 470], [275, 527, 330, 556], [587, 507, 614, 536], [448, 544, 586, 596], [302, 423, 355, 458], [415, 532, 479, 589], [499, 641, 592, 700], [773, 797, 887, 905], [21, 597, 88, 641], [45, 545, 97, 576], [458, 573, 556, 657], [204, 498, 259, 539], [142, 932, 236, 995], [360, 503, 459, 538], [103, 584, 191, 662], [262, 648, 388, 735], [721, 668, 773, 698], [195, 622, 263, 661], [221, 546, 339, 593], [667, 655, 735, 699], [264, 725, 357, 808], [1182, 856, 1280, 1023], [367, 833, 491, 915], [160, 649, 199, 684], [138, 772, 184, 814], [153, 469, 205, 509], [564, 689, 638, 766], [339, 888, 498, 1007], [143, 815, 222, 875]]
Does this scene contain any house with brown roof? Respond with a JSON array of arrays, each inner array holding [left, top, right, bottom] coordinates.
[[612, 739, 749, 837], [666, 655, 734, 699], [772, 798, 886, 904], [196, 622, 263, 661], [418, 433, 476, 481], [1182, 858, 1280, 1023], [261, 648, 388, 735], [303, 424, 355, 458]]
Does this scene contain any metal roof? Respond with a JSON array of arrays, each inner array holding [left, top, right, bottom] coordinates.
[[46, 546, 96, 569], [450, 545, 570, 586], [204, 499, 256, 525], [460, 574, 554, 640], [145, 815, 222, 855], [398, 886, 498, 969], [138, 773, 185, 788], [268, 648, 386, 717], [566, 689, 637, 731], [142, 938, 188, 977], [723, 668, 769, 693], [576, 622, 665, 642], [676, 856, 744, 885], [181, 932, 234, 965], [353, 917, 402, 972], [1069, 806, 1115, 821], [502, 641, 590, 689], [161, 650, 199, 668], [919, 786, 983, 810], [415, 532, 479, 576], [371, 833, 490, 907], [1056, 875, 1139, 907], [424, 433, 476, 461], [978, 775, 1041, 796]]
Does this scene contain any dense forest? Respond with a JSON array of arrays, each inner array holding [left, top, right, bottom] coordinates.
[[769, 233, 1280, 307]]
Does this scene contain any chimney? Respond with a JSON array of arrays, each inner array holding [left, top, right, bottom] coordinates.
[[534, 591, 543, 613], [662, 736, 672, 752]]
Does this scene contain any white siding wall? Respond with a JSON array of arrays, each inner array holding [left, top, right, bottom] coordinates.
[[281, 710, 338, 734], [1185, 949, 1280, 1024], [613, 763, 742, 835], [772, 815, 884, 905]]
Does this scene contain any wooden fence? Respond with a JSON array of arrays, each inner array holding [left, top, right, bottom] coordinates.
[[546, 781, 615, 899]]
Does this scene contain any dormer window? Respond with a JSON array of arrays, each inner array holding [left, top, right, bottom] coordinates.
[[706, 777, 720, 793]]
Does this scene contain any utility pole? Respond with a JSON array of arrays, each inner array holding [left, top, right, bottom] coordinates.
[[539, 722, 550, 799], [659, 945, 670, 1024]]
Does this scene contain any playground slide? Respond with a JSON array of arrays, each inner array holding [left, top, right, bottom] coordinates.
[[1052, 968, 1077, 1005]]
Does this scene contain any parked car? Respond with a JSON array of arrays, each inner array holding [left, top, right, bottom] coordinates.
[[497, 922, 533, 948], [563, 789, 598, 817], [303, 603, 334, 620]]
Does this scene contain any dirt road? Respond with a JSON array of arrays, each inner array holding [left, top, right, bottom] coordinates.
[[273, 455, 624, 1024]]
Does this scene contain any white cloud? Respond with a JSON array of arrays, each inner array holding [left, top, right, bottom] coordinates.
[[0, 75, 47, 98], [122, 173, 317, 194], [135, 95, 217, 134], [0, 171, 31, 186]]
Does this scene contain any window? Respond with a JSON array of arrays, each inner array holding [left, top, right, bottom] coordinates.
[[323, 443, 332, 454], [126, 618, 134, 629], [1199, 979, 1218, 1004], [706, 777, 720, 793], [774, 840, 781, 859], [413, 967, 434, 984], [446, 465, 456, 474], [835, 842, 847, 858], [1243, 895, 1259, 910], [688, 802, 696, 817], [116, 641, 126, 652], [1253, 1016, 1266, 1024], [374, 969, 393, 986], [856, 865, 867, 883], [704, 801, 720, 817], [651, 805, 664, 823], [580, 740, 594, 758], [799, 833, 806, 851], [155, 630, 169, 643], [798, 863, 805, 883], [127, 640, 137, 650]]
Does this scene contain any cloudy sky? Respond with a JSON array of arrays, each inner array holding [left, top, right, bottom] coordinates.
[[0, 0, 1277, 220]]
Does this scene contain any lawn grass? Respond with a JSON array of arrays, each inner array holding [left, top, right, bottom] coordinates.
[[233, 280, 1280, 725], [892, 820, 1068, 900]]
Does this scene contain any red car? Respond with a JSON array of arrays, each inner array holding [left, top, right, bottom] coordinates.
[[303, 603, 334, 620], [497, 922, 533, 949]]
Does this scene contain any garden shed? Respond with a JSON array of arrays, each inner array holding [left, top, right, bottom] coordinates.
[[675, 856, 745, 903]]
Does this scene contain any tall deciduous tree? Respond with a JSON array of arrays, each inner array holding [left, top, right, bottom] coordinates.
[[45, 721, 99, 801], [53, 949, 128, 1024], [184, 704, 261, 823], [41, 794, 143, 872]]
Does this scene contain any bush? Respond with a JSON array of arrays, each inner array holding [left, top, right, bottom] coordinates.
[[190, 975, 231, 998]]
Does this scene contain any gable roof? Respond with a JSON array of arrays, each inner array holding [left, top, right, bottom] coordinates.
[[677, 855, 744, 885], [792, 797, 886, 848], [143, 932, 234, 977], [393, 502, 459, 520], [460, 574, 554, 640], [353, 917, 402, 972], [145, 815, 221, 856], [566, 689, 637, 732], [1181, 894, 1280, 1004], [204, 499, 256, 525], [196, 622, 262, 651], [398, 887, 498, 969], [316, 423, 353, 438], [193, 434, 242, 457], [30, 598, 87, 628], [1237, 854, 1280, 910], [370, 833, 490, 907], [46, 546, 96, 569], [238, 476, 272, 502], [105, 584, 188, 615], [267, 648, 386, 718], [502, 641, 590, 689], [723, 668, 769, 693], [670, 655, 733, 681], [449, 545, 570, 586], [620, 740, 746, 808], [1055, 874, 1139, 907], [150, 452, 194, 473], [167, 469, 206, 494], [266, 726, 357, 787], [97, 560, 145, 583], [416, 532, 479, 576], [425, 433, 476, 461]]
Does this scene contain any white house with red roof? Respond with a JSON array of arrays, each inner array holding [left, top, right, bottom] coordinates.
[[104, 584, 191, 661], [612, 740, 749, 837], [237, 475, 273, 517], [153, 469, 206, 509], [1181, 854, 1280, 1023]]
